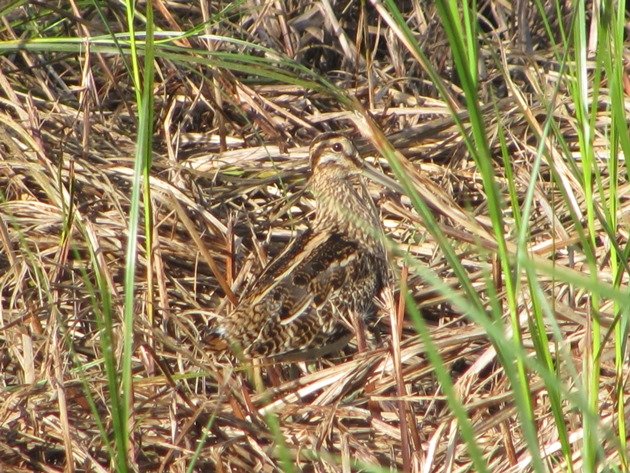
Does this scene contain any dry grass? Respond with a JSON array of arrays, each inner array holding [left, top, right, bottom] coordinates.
[[1, 1, 628, 472]]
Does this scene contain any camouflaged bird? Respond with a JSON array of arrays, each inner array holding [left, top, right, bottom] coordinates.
[[221, 132, 388, 356]]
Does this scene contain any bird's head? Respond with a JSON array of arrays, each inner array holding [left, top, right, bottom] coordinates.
[[309, 132, 362, 177]]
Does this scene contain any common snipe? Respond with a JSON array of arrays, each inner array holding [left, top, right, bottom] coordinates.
[[221, 132, 388, 356]]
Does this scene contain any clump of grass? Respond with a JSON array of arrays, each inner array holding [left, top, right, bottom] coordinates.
[[0, 1, 628, 472]]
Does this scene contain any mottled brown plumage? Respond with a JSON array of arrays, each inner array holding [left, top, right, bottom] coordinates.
[[221, 133, 388, 356]]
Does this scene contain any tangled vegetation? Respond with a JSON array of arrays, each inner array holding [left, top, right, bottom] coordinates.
[[0, 1, 628, 471]]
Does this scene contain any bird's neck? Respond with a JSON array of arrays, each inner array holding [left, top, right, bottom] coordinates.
[[309, 171, 382, 244]]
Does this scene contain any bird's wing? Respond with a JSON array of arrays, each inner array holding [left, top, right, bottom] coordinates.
[[246, 231, 358, 320], [243, 231, 361, 355]]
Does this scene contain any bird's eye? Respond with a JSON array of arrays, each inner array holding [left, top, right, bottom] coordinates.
[[332, 143, 343, 152]]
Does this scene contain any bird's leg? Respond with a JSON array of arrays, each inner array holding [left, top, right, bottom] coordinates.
[[352, 312, 368, 353], [251, 358, 265, 393]]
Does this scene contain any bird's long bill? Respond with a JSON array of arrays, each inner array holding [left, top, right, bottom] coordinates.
[[360, 164, 404, 194]]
